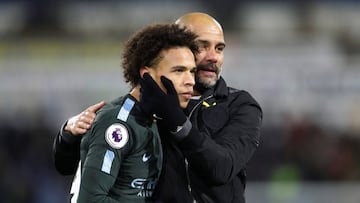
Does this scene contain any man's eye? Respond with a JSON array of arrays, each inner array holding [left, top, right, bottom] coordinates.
[[216, 46, 225, 52]]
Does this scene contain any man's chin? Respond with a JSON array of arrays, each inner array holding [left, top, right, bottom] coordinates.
[[198, 77, 217, 88], [180, 102, 188, 109]]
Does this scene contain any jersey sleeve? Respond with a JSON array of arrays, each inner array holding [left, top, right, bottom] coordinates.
[[75, 121, 131, 203]]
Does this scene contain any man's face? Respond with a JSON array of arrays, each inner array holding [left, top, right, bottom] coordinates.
[[191, 23, 225, 89], [149, 47, 196, 109]]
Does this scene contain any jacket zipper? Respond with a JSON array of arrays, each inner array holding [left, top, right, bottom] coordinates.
[[188, 95, 213, 118], [186, 95, 214, 203], [184, 158, 196, 203]]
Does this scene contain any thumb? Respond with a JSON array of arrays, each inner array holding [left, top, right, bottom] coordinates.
[[142, 73, 165, 95], [142, 73, 159, 90], [87, 101, 106, 113]]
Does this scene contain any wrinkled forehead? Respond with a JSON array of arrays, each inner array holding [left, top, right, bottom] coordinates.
[[191, 26, 225, 49]]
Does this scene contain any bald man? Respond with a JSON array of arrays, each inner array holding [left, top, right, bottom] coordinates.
[[53, 13, 263, 203]]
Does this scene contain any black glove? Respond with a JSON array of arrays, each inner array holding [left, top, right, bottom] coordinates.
[[138, 73, 187, 132], [138, 73, 156, 117]]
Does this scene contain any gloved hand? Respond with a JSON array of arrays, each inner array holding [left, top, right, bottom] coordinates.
[[138, 73, 187, 132]]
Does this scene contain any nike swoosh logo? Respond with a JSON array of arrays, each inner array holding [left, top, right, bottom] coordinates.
[[142, 153, 152, 162]]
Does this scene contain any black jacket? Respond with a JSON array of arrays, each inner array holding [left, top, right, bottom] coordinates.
[[53, 122, 81, 176], [182, 77, 262, 203], [53, 77, 262, 203], [152, 77, 262, 203]]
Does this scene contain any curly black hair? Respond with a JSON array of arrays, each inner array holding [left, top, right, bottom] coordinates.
[[122, 23, 198, 88]]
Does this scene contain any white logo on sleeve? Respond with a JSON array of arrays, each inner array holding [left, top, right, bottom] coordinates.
[[142, 153, 152, 162], [105, 123, 129, 149]]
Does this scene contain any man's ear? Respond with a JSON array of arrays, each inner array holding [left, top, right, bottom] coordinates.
[[140, 66, 150, 78]]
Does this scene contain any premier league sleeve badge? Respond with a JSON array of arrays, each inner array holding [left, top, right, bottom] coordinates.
[[105, 123, 129, 149]]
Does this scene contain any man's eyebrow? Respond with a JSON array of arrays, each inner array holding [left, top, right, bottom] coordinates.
[[216, 41, 226, 48], [171, 65, 187, 70], [218, 42, 226, 47], [197, 40, 210, 45], [171, 65, 197, 72]]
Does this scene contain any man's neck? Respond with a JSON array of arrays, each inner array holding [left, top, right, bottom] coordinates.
[[129, 86, 141, 101]]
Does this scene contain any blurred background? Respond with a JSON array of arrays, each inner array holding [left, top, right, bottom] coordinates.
[[1, 0, 360, 202]]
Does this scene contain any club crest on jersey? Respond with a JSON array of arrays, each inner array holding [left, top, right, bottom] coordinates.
[[105, 123, 129, 149]]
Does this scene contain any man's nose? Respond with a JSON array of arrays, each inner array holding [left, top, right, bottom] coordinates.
[[205, 48, 219, 62], [184, 72, 195, 86]]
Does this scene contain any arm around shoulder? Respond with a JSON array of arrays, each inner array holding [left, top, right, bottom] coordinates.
[[53, 121, 82, 175]]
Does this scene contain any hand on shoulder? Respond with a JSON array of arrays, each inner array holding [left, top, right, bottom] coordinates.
[[64, 101, 105, 135]]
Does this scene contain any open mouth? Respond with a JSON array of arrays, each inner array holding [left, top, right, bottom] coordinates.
[[198, 69, 217, 77], [199, 68, 216, 73], [181, 92, 193, 100], [197, 63, 218, 74]]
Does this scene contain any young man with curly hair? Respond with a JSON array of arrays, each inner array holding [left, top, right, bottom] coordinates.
[[63, 23, 198, 203]]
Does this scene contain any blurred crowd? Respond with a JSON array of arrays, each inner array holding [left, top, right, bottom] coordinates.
[[0, 116, 70, 203], [248, 118, 360, 182]]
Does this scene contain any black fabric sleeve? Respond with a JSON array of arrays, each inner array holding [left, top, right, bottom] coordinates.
[[53, 121, 82, 175]]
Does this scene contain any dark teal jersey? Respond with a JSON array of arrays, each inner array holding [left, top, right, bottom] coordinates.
[[70, 95, 163, 203]]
